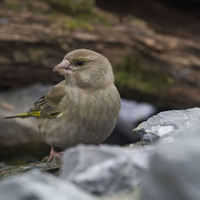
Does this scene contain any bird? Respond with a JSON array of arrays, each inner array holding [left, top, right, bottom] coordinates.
[[5, 49, 121, 161]]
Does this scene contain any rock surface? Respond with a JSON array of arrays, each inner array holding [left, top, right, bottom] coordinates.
[[133, 107, 200, 144], [1, 103, 200, 199], [0, 84, 52, 162], [0, 169, 142, 200], [0, 158, 61, 179], [1, 106, 200, 199], [0, 170, 95, 200], [142, 124, 200, 200], [1, 0, 200, 109], [60, 145, 153, 195]]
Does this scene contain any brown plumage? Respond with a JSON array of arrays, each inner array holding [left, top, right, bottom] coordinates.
[[6, 49, 121, 161]]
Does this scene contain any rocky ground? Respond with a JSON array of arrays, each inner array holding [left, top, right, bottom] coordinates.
[[1, 107, 200, 200]]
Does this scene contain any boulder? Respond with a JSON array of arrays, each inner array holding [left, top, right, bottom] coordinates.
[[133, 107, 200, 144], [142, 124, 200, 200], [60, 145, 153, 195], [0, 84, 52, 162], [0, 170, 95, 200]]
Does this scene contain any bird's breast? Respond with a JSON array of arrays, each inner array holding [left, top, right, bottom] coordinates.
[[62, 86, 119, 117]]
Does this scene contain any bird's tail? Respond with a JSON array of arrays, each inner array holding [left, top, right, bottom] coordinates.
[[5, 112, 32, 119]]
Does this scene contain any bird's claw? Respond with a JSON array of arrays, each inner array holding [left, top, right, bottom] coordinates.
[[47, 146, 63, 162]]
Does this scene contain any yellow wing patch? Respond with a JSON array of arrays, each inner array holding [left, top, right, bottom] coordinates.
[[29, 109, 63, 118], [29, 110, 42, 117]]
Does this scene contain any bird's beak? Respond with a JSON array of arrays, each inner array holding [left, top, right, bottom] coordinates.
[[53, 59, 74, 75], [53, 59, 70, 71]]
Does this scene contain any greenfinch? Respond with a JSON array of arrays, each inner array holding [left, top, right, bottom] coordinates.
[[6, 49, 121, 161]]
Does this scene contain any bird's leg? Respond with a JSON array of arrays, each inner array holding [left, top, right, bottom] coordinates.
[[47, 146, 63, 162]]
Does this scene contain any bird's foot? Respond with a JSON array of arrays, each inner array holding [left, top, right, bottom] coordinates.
[[47, 146, 63, 162]]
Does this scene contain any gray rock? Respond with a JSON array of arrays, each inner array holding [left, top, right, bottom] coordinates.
[[133, 107, 200, 144], [0, 84, 52, 116], [102, 188, 142, 200], [0, 85, 52, 145], [0, 18, 9, 25], [142, 124, 200, 200], [0, 170, 95, 200], [60, 145, 153, 196], [0, 84, 52, 162]]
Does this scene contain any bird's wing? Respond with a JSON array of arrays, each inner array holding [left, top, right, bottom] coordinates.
[[29, 80, 66, 118]]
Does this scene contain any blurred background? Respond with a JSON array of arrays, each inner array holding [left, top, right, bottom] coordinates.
[[0, 0, 200, 164]]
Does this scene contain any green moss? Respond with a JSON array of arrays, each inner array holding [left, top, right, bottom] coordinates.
[[47, 0, 110, 31], [50, 12, 109, 31], [5, 1, 22, 11], [45, 0, 94, 16], [51, 15, 94, 31], [114, 54, 174, 95], [67, 18, 94, 31]]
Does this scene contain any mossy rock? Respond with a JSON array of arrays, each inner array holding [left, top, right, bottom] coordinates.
[[114, 54, 174, 96], [0, 158, 61, 179], [45, 0, 94, 17]]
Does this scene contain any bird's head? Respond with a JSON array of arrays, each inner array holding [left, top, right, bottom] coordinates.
[[53, 49, 114, 89]]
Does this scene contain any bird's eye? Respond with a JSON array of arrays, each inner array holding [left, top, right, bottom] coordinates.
[[76, 60, 84, 66]]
